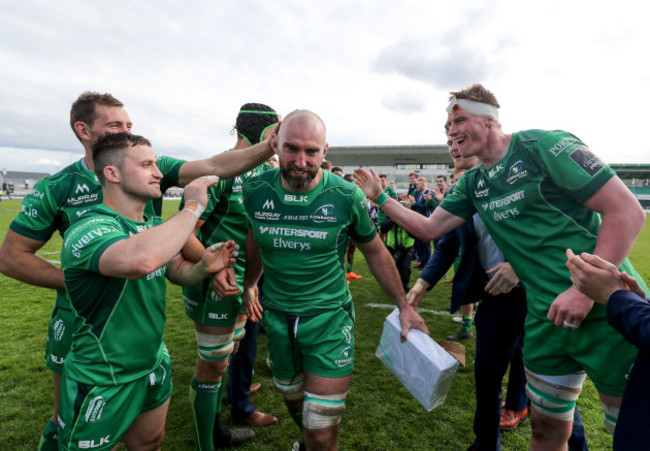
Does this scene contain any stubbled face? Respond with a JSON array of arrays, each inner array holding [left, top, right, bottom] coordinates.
[[88, 105, 132, 145], [446, 106, 490, 160], [119, 144, 163, 201], [436, 177, 447, 191], [447, 136, 480, 171], [380, 176, 388, 189], [273, 114, 327, 192], [409, 175, 417, 185]]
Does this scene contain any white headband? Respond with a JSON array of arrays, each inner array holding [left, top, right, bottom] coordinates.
[[446, 96, 499, 120]]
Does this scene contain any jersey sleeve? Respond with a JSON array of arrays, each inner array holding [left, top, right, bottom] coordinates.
[[9, 178, 60, 241], [157, 155, 185, 192], [439, 175, 476, 220], [536, 130, 615, 204], [348, 188, 377, 244], [61, 216, 128, 274]]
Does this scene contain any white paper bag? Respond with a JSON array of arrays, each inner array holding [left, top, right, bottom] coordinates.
[[375, 310, 459, 411]]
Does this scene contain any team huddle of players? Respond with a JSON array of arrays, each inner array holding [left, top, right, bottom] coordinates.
[[1, 84, 648, 450]]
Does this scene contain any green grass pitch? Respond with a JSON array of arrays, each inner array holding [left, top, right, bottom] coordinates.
[[2, 198, 648, 449]]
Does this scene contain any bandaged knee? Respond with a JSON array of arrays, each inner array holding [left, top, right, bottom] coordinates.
[[602, 402, 620, 434], [525, 374, 582, 421], [273, 374, 304, 401], [302, 391, 348, 429], [232, 318, 247, 343], [195, 331, 234, 361]]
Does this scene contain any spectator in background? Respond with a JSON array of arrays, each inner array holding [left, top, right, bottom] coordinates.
[[410, 176, 435, 268], [376, 174, 398, 242], [382, 200, 415, 293]]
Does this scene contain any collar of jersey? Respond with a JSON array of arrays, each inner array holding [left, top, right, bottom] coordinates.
[[480, 132, 518, 179], [77, 158, 99, 181]]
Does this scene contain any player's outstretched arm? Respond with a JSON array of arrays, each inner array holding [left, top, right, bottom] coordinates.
[[0, 230, 65, 290], [167, 240, 238, 286], [98, 176, 219, 279], [356, 235, 429, 341], [177, 125, 279, 186], [354, 168, 465, 241]]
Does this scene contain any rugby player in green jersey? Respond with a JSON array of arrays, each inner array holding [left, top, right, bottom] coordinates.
[[355, 84, 647, 450], [0, 91, 277, 450], [215, 109, 429, 451], [375, 173, 397, 243], [180, 104, 280, 449], [58, 132, 237, 450]]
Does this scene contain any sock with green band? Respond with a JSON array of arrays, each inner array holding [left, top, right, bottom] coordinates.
[[462, 315, 473, 333], [190, 377, 221, 451]]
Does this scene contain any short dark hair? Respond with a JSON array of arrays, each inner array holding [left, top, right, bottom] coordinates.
[[449, 84, 500, 108], [93, 132, 151, 185], [379, 174, 387, 179], [332, 166, 343, 174], [70, 92, 124, 142], [436, 175, 447, 182], [235, 103, 279, 145]]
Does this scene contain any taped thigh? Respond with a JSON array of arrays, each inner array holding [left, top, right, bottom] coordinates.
[[232, 317, 247, 343], [195, 330, 234, 362], [273, 374, 304, 401], [525, 369, 585, 421], [303, 391, 348, 429]]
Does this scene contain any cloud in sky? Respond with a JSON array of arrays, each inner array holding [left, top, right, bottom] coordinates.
[[1, 0, 649, 174]]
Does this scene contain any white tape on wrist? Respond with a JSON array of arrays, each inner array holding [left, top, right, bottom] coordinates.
[[183, 200, 205, 219]]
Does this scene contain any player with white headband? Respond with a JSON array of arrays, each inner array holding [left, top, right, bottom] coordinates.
[[355, 83, 647, 449]]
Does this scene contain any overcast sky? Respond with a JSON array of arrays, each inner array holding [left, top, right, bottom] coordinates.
[[2, 0, 649, 175]]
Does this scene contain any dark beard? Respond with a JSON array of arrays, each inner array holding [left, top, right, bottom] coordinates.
[[280, 165, 318, 189]]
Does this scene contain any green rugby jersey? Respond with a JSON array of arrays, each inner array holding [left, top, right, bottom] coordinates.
[[9, 156, 184, 308], [182, 161, 272, 309], [243, 169, 376, 314], [61, 205, 168, 385], [441, 129, 647, 322]]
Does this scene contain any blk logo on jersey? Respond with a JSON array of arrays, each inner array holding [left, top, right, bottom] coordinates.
[[488, 164, 504, 178], [506, 160, 528, 185], [78, 435, 111, 449], [284, 194, 309, 203]]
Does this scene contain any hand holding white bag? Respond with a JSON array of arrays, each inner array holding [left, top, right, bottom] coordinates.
[[376, 310, 459, 411]]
